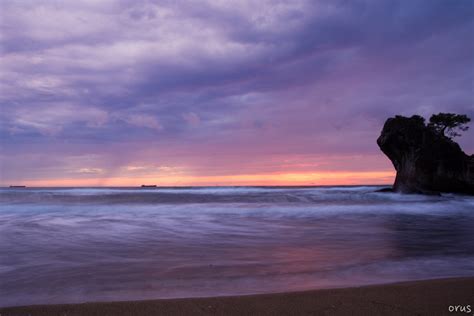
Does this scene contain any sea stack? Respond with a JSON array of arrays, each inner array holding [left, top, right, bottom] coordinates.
[[377, 115, 474, 195]]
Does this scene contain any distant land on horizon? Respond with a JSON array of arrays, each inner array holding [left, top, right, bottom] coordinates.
[[4, 183, 393, 189]]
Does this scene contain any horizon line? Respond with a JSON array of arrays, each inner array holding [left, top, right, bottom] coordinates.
[[2, 183, 393, 188]]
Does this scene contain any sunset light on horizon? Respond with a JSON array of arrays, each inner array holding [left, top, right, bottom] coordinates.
[[16, 170, 396, 187]]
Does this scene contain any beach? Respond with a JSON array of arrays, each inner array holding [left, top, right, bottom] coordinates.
[[1, 277, 473, 316]]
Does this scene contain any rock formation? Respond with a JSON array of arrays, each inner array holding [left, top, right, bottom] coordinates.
[[377, 115, 474, 195]]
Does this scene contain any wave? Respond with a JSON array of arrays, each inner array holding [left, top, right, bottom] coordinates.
[[1, 186, 473, 307], [0, 186, 466, 205]]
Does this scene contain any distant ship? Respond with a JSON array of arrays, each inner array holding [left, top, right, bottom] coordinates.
[[9, 185, 26, 188], [141, 185, 157, 188]]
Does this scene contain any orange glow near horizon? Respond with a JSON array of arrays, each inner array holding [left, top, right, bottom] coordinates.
[[12, 170, 396, 187]]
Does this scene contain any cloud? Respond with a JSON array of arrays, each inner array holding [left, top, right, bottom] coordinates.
[[5, 104, 108, 136], [182, 112, 201, 127], [125, 166, 147, 172], [119, 114, 162, 130], [0, 0, 473, 184], [77, 168, 104, 174]]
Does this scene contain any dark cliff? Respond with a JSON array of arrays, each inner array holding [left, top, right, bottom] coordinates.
[[377, 115, 474, 195]]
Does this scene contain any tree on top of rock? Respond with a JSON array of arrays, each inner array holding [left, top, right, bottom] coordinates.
[[427, 113, 471, 139]]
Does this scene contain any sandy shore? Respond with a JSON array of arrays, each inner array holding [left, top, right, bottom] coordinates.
[[1, 277, 473, 316]]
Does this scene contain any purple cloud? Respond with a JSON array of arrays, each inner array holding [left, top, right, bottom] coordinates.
[[0, 0, 473, 185]]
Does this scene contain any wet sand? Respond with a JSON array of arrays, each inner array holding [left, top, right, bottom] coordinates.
[[1, 277, 473, 316]]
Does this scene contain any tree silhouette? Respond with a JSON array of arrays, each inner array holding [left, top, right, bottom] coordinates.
[[428, 113, 471, 139]]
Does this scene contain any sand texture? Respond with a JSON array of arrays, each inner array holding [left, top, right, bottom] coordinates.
[[1, 277, 473, 316]]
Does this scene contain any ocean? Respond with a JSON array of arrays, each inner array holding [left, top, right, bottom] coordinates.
[[1, 186, 473, 307]]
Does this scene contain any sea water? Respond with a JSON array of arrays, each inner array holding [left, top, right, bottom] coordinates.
[[1, 186, 473, 307]]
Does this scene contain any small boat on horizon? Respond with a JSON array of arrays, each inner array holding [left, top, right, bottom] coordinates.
[[141, 185, 157, 188], [9, 185, 26, 188]]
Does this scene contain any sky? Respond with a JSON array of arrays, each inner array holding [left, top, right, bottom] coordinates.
[[0, 0, 473, 186]]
